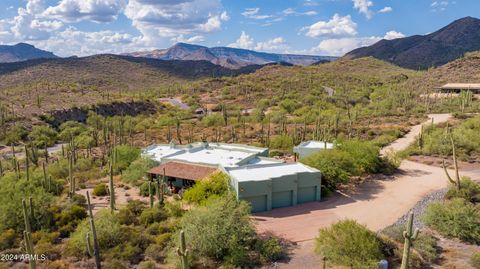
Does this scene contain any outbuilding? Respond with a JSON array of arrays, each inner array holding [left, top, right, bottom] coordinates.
[[293, 140, 335, 159]]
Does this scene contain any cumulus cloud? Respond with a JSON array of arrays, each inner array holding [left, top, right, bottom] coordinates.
[[378, 6, 393, 13], [304, 14, 357, 38], [228, 31, 289, 53], [171, 35, 205, 44], [384, 30, 405, 40], [352, 0, 374, 19], [44, 0, 126, 23], [124, 0, 227, 46], [228, 31, 254, 50], [303, 0, 319, 6], [241, 8, 273, 20], [311, 30, 406, 56]]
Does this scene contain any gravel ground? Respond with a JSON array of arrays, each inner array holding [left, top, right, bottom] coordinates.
[[388, 188, 448, 230]]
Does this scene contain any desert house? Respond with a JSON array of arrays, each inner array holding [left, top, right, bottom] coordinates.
[[293, 140, 335, 159], [143, 142, 322, 212]]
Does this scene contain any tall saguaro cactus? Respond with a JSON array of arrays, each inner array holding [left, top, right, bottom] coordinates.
[[22, 199, 36, 269], [442, 131, 461, 191], [86, 191, 101, 269], [109, 163, 115, 211], [24, 145, 30, 181], [177, 230, 189, 269], [400, 212, 419, 269]]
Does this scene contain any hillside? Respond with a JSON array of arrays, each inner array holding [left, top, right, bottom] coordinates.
[[125, 42, 336, 68], [0, 43, 58, 62], [344, 17, 480, 70], [0, 54, 264, 121]]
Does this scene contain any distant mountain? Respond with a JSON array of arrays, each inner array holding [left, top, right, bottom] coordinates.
[[125, 43, 336, 68], [344, 17, 480, 70], [0, 43, 58, 63]]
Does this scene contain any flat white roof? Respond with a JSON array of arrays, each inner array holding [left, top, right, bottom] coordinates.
[[227, 163, 318, 182], [296, 141, 334, 149], [143, 144, 184, 161], [168, 147, 256, 167]]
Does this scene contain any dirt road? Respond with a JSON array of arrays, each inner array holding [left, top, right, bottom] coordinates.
[[256, 114, 480, 268]]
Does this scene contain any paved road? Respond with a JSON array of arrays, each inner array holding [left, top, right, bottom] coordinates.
[[255, 114, 480, 268]]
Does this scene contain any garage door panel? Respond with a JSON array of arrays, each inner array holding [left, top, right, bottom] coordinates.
[[243, 195, 267, 213], [298, 186, 316, 203], [272, 190, 293, 209]]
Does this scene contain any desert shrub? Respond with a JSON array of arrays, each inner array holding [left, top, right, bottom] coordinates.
[[4, 125, 28, 145], [35, 242, 61, 260], [269, 134, 294, 151], [105, 242, 143, 264], [164, 201, 185, 218], [445, 177, 480, 203], [138, 260, 156, 269], [470, 252, 480, 269], [123, 158, 157, 185], [339, 140, 382, 173], [139, 206, 168, 226], [176, 195, 257, 267], [58, 121, 87, 141], [117, 200, 146, 225], [67, 210, 123, 255], [202, 113, 225, 127], [424, 198, 480, 244], [28, 125, 58, 148], [139, 181, 156, 197], [114, 145, 141, 172], [256, 237, 283, 262], [0, 172, 56, 233], [183, 171, 230, 205], [54, 204, 87, 236], [0, 229, 16, 250], [301, 149, 358, 189], [315, 219, 384, 269], [93, 183, 108, 196]]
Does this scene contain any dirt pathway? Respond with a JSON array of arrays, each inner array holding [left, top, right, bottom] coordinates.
[[257, 114, 480, 268]]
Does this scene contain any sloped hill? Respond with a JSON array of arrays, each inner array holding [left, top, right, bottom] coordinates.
[[0, 43, 58, 62], [344, 17, 480, 70]]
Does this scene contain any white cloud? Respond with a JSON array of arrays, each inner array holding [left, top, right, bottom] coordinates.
[[255, 37, 289, 52], [303, 0, 319, 6], [241, 8, 273, 20], [384, 30, 405, 40], [305, 14, 357, 38], [312, 36, 380, 56], [228, 32, 289, 53], [282, 8, 317, 16], [228, 31, 254, 50], [378, 6, 393, 13], [431, 1, 451, 11], [124, 0, 227, 46], [352, 0, 374, 19], [44, 0, 126, 23], [171, 35, 205, 44]]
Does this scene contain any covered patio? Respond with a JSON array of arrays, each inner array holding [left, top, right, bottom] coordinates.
[[147, 161, 218, 192]]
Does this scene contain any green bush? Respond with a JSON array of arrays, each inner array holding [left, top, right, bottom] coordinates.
[[315, 219, 384, 269], [445, 178, 480, 203], [4, 125, 28, 145], [28, 125, 58, 148], [339, 140, 381, 173], [269, 135, 294, 151], [301, 149, 358, 189], [139, 206, 168, 226], [105, 242, 143, 264], [114, 145, 141, 172], [424, 198, 480, 244], [138, 260, 156, 269], [183, 171, 230, 205], [470, 252, 480, 269], [117, 200, 146, 225], [67, 210, 123, 255], [93, 183, 108, 196], [139, 181, 156, 197], [257, 237, 283, 262], [0, 229, 16, 250], [122, 158, 157, 185], [176, 195, 257, 267]]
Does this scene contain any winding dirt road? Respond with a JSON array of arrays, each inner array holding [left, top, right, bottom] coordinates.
[[255, 114, 480, 268]]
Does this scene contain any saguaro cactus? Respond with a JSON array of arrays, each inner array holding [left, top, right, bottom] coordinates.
[[177, 230, 189, 269], [86, 191, 102, 269], [400, 212, 419, 269], [25, 145, 30, 181], [109, 163, 115, 211], [442, 131, 461, 191], [149, 181, 154, 208], [22, 199, 36, 269]]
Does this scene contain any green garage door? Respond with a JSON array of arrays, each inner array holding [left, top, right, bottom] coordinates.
[[272, 190, 293, 209], [243, 195, 267, 213], [298, 186, 317, 203]]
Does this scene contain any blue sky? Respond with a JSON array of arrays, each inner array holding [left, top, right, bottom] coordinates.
[[0, 0, 478, 57]]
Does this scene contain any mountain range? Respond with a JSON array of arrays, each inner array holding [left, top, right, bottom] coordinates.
[[124, 43, 336, 69], [0, 43, 58, 62], [344, 16, 480, 70]]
